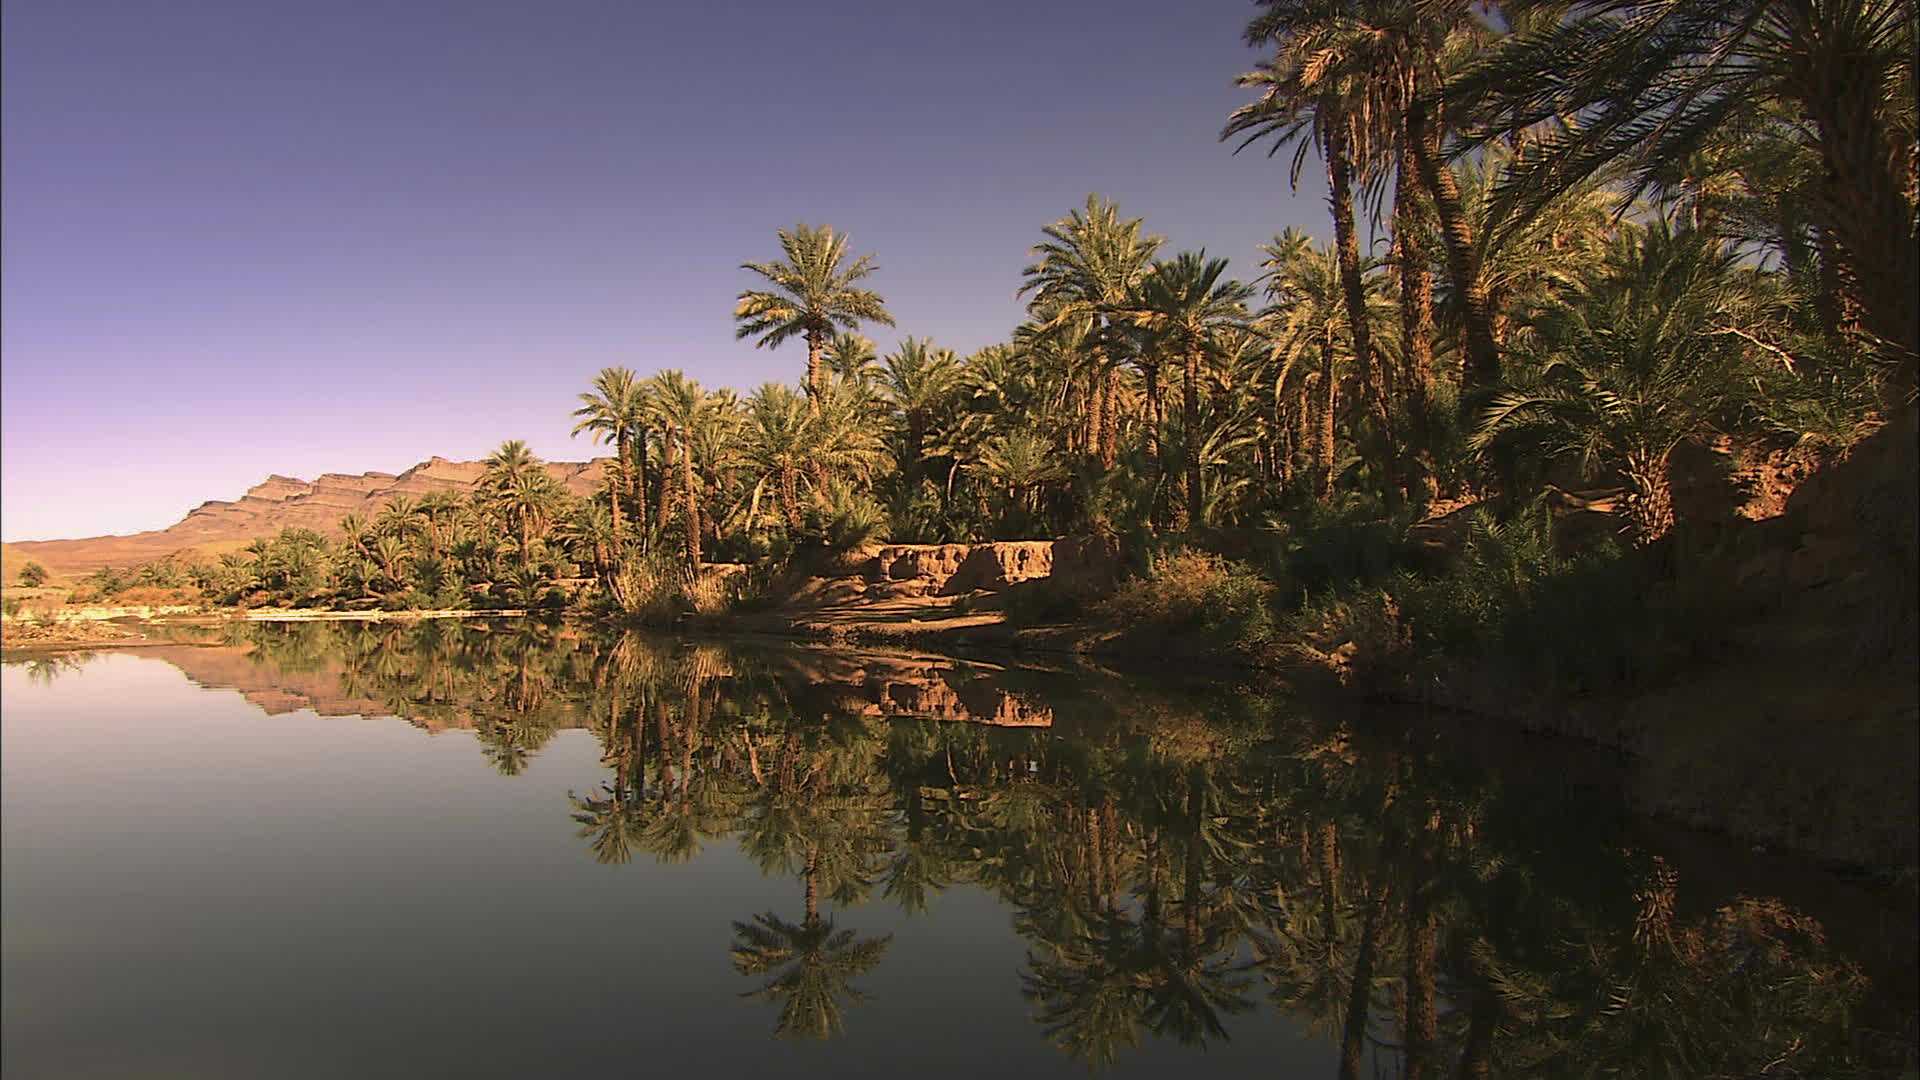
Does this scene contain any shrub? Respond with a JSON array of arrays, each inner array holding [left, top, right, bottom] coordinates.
[[1101, 549, 1278, 649], [612, 554, 685, 625], [17, 562, 48, 588]]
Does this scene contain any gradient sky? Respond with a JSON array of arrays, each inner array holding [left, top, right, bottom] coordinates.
[[2, 0, 1344, 541]]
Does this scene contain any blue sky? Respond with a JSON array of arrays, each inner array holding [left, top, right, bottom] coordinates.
[[2, 0, 1343, 540]]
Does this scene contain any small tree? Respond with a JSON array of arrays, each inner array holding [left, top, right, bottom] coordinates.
[[17, 562, 48, 588]]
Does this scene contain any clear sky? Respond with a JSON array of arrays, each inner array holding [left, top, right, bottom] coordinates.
[[1, 0, 1341, 541]]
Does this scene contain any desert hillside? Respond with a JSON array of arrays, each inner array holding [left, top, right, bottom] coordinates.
[[4, 455, 608, 577]]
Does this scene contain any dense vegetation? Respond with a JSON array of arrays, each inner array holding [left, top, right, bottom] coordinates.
[[75, 2, 1917, 685]]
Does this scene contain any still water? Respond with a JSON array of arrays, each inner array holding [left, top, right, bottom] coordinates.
[[3, 621, 1911, 1078]]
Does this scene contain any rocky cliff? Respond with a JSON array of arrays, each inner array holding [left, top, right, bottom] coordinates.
[[8, 455, 610, 575]]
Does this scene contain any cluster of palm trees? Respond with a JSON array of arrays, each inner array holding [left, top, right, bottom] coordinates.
[[202, 620, 1886, 1072], [191, 0, 1913, 610], [194, 442, 621, 609], [559, 0, 1911, 568]]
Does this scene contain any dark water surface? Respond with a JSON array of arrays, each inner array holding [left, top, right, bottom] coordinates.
[[3, 622, 1911, 1078]]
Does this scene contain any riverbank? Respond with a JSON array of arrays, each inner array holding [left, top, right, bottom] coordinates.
[[6, 526, 1913, 877]]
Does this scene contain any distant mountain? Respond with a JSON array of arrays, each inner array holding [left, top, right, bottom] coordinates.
[[4, 455, 609, 577]]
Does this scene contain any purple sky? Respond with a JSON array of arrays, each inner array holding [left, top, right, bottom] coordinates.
[[2, 0, 1340, 541]]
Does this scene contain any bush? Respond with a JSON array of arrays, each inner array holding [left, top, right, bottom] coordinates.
[[17, 562, 48, 588], [612, 555, 685, 625], [1101, 549, 1278, 649]]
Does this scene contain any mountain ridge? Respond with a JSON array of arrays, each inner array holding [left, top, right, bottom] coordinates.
[[4, 455, 610, 577]]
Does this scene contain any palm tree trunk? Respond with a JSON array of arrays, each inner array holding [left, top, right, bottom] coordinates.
[[1084, 365, 1106, 464], [1183, 343, 1206, 526], [634, 431, 651, 551], [1397, 144, 1439, 501], [682, 430, 701, 570], [1455, 980, 1498, 1080], [1098, 364, 1119, 468], [1326, 124, 1392, 450], [1624, 449, 1675, 546], [1339, 891, 1385, 1080], [1407, 96, 1499, 393], [1404, 883, 1438, 1080], [1802, 37, 1920, 392], [804, 850, 820, 924], [657, 429, 677, 537], [1316, 332, 1337, 501], [805, 329, 826, 403], [1143, 358, 1164, 466], [608, 444, 625, 546]]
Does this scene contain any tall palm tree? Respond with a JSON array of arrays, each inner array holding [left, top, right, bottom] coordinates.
[[880, 337, 960, 487], [481, 440, 564, 567], [1225, 8, 1391, 440], [1260, 230, 1352, 501], [646, 371, 713, 569], [1020, 195, 1162, 469], [1229, 1, 1504, 399], [1124, 252, 1255, 525], [1457, 0, 1919, 390], [735, 224, 896, 401], [571, 366, 648, 544]]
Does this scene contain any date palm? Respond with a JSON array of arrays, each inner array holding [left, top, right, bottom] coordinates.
[[824, 332, 883, 386], [1230, 0, 1504, 400], [977, 429, 1068, 535], [645, 371, 715, 569], [1020, 195, 1162, 469], [1471, 223, 1769, 543], [571, 366, 647, 544], [1457, 0, 1919, 390], [1124, 252, 1255, 526], [481, 440, 564, 567], [730, 911, 893, 1040], [1225, 8, 1391, 435], [880, 337, 960, 486], [1259, 230, 1351, 501], [735, 224, 896, 401]]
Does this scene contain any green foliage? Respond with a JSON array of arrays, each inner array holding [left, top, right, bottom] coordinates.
[[16, 562, 48, 588], [1101, 549, 1278, 650]]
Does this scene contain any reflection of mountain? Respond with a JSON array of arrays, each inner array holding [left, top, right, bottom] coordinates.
[[142, 645, 407, 722], [141, 634, 1052, 730]]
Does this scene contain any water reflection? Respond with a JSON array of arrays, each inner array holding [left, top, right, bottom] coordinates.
[[54, 621, 1913, 1074]]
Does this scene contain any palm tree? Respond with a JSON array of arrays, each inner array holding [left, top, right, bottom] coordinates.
[[977, 430, 1068, 535], [738, 382, 817, 531], [1124, 252, 1255, 525], [1230, 1, 1505, 400], [824, 332, 883, 386], [646, 371, 712, 569], [1456, 0, 1919, 390], [481, 440, 564, 567], [571, 366, 648, 544], [1020, 195, 1162, 469], [735, 224, 896, 401], [1471, 223, 1770, 543], [730, 912, 893, 1040], [1225, 7, 1391, 440], [880, 337, 960, 487], [1259, 230, 1351, 501]]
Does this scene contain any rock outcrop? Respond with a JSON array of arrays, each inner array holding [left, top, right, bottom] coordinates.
[[9, 455, 610, 574]]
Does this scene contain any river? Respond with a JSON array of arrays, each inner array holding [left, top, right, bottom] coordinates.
[[3, 620, 1912, 1077]]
